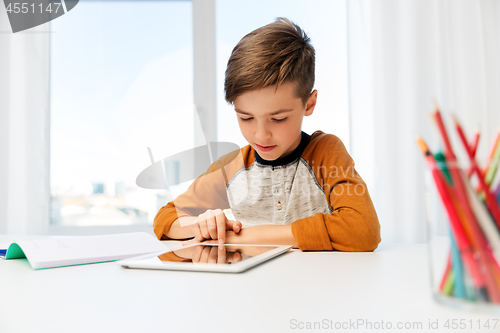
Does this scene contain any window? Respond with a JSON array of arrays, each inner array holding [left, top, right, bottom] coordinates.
[[50, 1, 193, 228], [49, 0, 349, 232]]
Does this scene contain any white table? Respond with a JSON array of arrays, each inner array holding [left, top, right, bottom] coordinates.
[[0, 235, 498, 333]]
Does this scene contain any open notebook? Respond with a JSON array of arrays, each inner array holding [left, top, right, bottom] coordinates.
[[1, 232, 168, 270]]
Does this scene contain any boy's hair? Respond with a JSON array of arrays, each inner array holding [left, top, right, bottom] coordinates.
[[224, 17, 315, 106]]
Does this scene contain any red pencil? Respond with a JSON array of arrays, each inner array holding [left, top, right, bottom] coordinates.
[[453, 116, 500, 228], [467, 128, 480, 178], [471, 128, 480, 157], [416, 137, 487, 293], [432, 110, 455, 160]]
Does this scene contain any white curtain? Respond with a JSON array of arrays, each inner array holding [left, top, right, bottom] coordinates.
[[347, 0, 500, 243], [0, 10, 50, 234]]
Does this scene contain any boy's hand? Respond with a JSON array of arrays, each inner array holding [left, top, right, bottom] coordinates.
[[191, 245, 243, 264], [181, 209, 242, 247]]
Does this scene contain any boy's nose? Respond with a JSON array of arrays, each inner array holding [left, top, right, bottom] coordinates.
[[255, 124, 272, 141]]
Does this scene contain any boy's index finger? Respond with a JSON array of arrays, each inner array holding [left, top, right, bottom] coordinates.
[[215, 212, 226, 244]]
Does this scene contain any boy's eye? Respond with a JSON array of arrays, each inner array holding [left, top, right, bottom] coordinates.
[[239, 117, 287, 123], [273, 118, 287, 123]]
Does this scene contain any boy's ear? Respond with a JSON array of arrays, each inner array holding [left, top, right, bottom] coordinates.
[[304, 89, 318, 116]]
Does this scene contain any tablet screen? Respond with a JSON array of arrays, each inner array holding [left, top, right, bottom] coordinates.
[[158, 244, 280, 265]]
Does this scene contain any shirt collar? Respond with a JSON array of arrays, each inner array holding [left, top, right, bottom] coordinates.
[[254, 131, 310, 167]]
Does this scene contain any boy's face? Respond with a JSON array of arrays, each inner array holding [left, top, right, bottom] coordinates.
[[234, 81, 317, 161]]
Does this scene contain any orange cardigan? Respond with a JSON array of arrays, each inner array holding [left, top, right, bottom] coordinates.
[[153, 131, 381, 251]]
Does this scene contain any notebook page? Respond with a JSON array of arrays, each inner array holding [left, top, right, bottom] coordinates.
[[13, 232, 168, 269]]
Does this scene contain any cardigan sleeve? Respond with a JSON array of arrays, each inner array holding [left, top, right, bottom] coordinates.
[[291, 133, 381, 251]]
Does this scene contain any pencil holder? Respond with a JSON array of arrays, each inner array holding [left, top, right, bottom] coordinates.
[[425, 161, 500, 312]]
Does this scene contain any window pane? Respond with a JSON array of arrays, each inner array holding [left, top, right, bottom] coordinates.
[[50, 1, 193, 226], [216, 0, 349, 149]]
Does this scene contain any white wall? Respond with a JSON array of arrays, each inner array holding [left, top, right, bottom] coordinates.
[[0, 9, 50, 235], [0, 7, 10, 234], [348, 0, 500, 243]]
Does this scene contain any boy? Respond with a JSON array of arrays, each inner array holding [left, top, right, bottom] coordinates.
[[153, 18, 381, 252]]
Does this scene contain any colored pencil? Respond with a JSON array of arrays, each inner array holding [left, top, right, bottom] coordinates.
[[450, 228, 466, 298], [432, 112, 491, 241], [442, 168, 500, 302], [488, 131, 500, 163], [416, 137, 487, 297], [440, 251, 453, 292], [485, 131, 500, 185], [422, 114, 500, 303], [418, 105, 500, 305], [471, 128, 480, 158], [467, 128, 480, 178], [491, 164, 500, 201], [462, 265, 476, 301], [441, 117, 500, 303], [462, 171, 500, 264], [453, 116, 500, 227], [443, 270, 455, 296], [472, 130, 500, 192]]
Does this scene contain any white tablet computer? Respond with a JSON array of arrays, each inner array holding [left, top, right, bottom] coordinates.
[[118, 243, 292, 273]]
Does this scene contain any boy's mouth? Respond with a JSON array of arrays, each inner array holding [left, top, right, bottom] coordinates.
[[255, 144, 277, 152]]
